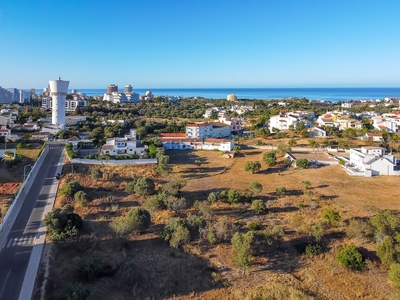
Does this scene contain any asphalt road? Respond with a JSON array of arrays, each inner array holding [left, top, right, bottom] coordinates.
[[0, 143, 64, 300]]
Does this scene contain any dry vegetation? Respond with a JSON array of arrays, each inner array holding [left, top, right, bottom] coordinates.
[[35, 148, 400, 300], [0, 146, 41, 221]]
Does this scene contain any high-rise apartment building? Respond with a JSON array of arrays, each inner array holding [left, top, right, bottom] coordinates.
[[107, 84, 118, 94], [0, 87, 13, 104], [124, 85, 133, 93]]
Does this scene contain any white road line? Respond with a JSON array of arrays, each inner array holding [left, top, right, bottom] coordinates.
[[0, 268, 12, 298], [6, 238, 13, 248], [15, 251, 31, 255]]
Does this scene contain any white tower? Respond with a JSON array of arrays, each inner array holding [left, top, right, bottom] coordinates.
[[49, 77, 69, 128]]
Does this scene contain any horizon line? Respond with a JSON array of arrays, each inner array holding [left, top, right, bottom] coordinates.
[[30, 86, 400, 90]]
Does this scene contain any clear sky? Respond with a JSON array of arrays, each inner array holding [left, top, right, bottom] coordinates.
[[0, 0, 399, 89]]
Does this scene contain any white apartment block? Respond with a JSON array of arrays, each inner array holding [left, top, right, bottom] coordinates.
[[42, 97, 87, 112], [186, 123, 212, 138]]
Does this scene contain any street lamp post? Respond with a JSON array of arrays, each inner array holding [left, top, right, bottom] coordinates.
[[23, 164, 31, 181]]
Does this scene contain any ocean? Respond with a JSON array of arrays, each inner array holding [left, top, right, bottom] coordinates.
[[36, 87, 400, 102]]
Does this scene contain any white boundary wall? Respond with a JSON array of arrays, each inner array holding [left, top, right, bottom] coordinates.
[[69, 157, 157, 165]]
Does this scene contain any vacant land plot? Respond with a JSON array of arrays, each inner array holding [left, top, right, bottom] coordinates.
[[37, 147, 399, 300]]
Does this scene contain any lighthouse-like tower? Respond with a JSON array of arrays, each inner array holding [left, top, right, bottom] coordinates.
[[49, 77, 69, 128]]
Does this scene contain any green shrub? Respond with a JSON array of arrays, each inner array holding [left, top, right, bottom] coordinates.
[[369, 210, 400, 242], [44, 205, 82, 241], [322, 209, 341, 226], [65, 143, 77, 159], [78, 256, 105, 280], [248, 181, 263, 196], [59, 180, 83, 198], [125, 181, 136, 194], [311, 222, 324, 241], [3, 151, 14, 158], [376, 236, 400, 267], [227, 189, 241, 204], [110, 207, 150, 236], [275, 186, 287, 197], [336, 245, 364, 270], [161, 218, 190, 248], [207, 192, 217, 203], [74, 190, 88, 207], [134, 177, 155, 197], [296, 158, 309, 169], [389, 263, 400, 287], [263, 225, 283, 245], [143, 195, 164, 214], [251, 200, 266, 214], [305, 242, 323, 256], [207, 230, 217, 244], [247, 221, 261, 231], [245, 161, 261, 174], [231, 231, 254, 268], [263, 151, 277, 167]]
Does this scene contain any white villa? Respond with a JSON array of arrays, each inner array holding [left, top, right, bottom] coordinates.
[[269, 111, 300, 132], [349, 146, 400, 177], [362, 133, 384, 142], [371, 115, 400, 133], [308, 127, 327, 138], [102, 129, 145, 156]]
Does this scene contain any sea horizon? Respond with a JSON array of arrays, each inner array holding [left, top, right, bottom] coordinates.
[[33, 87, 400, 102]]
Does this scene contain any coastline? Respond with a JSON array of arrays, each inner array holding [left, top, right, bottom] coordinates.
[[33, 87, 400, 102]]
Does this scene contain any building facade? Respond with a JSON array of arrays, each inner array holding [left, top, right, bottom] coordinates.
[[186, 123, 212, 138], [0, 87, 13, 104], [227, 94, 237, 101], [107, 84, 118, 94]]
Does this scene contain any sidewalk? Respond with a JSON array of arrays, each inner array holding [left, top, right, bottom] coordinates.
[[18, 149, 65, 300]]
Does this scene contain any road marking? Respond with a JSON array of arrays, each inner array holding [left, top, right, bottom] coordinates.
[[8, 235, 35, 248], [10, 229, 24, 233], [0, 268, 12, 299], [15, 251, 31, 255]]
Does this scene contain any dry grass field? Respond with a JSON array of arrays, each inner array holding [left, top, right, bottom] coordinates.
[[36, 147, 400, 300], [0, 147, 41, 221]]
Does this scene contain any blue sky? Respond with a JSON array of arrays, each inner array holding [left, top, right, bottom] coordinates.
[[0, 0, 399, 89]]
